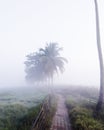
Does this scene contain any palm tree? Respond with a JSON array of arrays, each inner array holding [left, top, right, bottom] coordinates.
[[39, 43, 68, 85], [24, 43, 67, 87], [94, 0, 104, 112]]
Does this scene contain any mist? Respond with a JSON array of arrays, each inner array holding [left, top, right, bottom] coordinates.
[[0, 0, 104, 89], [0, 1, 104, 130]]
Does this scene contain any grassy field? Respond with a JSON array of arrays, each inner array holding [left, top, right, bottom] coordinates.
[[0, 85, 104, 130], [0, 86, 49, 106], [0, 86, 49, 130], [59, 86, 104, 130]]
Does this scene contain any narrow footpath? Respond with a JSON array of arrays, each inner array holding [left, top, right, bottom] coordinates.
[[50, 95, 71, 130]]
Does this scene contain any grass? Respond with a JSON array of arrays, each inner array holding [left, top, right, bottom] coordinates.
[[64, 87, 104, 130], [0, 86, 48, 130], [0, 85, 103, 130], [0, 86, 57, 130]]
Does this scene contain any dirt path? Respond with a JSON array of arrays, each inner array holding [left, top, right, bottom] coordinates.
[[50, 95, 71, 130]]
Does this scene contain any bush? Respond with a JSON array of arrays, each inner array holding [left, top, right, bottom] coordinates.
[[69, 107, 104, 130], [64, 87, 104, 130], [0, 104, 41, 130], [16, 105, 41, 130], [66, 95, 104, 130]]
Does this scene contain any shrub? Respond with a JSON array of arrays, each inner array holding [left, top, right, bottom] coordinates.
[[0, 104, 41, 130], [69, 107, 104, 130]]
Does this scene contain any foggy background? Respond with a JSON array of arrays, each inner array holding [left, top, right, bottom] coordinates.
[[0, 0, 104, 88]]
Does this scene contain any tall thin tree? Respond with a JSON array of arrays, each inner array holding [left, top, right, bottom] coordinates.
[[94, 0, 104, 111]]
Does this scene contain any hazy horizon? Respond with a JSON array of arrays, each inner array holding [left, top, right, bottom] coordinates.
[[0, 0, 104, 88]]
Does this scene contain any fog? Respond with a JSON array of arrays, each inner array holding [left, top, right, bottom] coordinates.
[[0, 0, 104, 88]]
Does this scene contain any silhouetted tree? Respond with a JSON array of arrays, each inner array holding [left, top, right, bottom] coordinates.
[[25, 52, 45, 84], [24, 43, 67, 86], [94, 0, 104, 112], [39, 43, 68, 84]]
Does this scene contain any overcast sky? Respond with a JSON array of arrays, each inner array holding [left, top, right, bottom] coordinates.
[[0, 0, 104, 88]]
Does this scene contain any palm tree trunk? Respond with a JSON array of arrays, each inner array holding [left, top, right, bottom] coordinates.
[[94, 0, 104, 111]]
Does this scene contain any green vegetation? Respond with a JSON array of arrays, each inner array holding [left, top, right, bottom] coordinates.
[[0, 87, 57, 130], [16, 105, 41, 130], [45, 94, 57, 129], [69, 107, 103, 130], [31, 94, 57, 130], [1, 86, 104, 130], [0, 87, 48, 130], [0, 104, 41, 130], [64, 87, 104, 130]]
